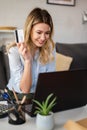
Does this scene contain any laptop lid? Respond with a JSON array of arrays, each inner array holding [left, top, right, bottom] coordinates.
[[30, 69, 87, 117]]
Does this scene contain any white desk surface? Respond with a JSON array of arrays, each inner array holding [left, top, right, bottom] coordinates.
[[0, 105, 87, 130]]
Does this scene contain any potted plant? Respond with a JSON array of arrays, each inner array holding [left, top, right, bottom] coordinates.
[[33, 93, 57, 130]]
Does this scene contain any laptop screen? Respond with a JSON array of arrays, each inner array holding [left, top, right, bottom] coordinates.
[[30, 69, 87, 117]]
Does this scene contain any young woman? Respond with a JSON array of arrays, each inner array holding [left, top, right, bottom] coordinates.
[[7, 7, 56, 94]]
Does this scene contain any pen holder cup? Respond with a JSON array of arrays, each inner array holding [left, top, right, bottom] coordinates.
[[8, 103, 26, 125]]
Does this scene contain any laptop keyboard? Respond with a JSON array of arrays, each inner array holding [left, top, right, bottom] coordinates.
[[0, 101, 13, 118], [23, 104, 33, 116]]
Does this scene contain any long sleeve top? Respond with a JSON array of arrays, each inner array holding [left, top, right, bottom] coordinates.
[[7, 46, 56, 93]]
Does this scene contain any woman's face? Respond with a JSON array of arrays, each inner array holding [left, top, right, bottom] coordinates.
[[30, 23, 51, 48]]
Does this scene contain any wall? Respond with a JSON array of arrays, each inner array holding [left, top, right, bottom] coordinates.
[[0, 0, 87, 43]]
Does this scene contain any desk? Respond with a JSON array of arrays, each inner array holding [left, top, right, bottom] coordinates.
[[0, 105, 87, 130]]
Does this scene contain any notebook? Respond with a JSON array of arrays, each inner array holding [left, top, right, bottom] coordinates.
[[26, 69, 87, 117]]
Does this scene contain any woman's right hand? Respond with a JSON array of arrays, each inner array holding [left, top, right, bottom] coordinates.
[[16, 42, 32, 93], [16, 42, 32, 62]]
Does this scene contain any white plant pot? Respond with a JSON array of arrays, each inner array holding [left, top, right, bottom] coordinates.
[[36, 112, 54, 130]]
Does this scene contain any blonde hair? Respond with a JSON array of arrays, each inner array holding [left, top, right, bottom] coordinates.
[[24, 7, 55, 64], [7, 8, 55, 64]]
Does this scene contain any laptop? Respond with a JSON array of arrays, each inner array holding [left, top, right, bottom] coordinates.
[[26, 69, 87, 117]]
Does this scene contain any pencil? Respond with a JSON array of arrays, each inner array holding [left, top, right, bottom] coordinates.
[[12, 87, 19, 104], [21, 95, 26, 104], [18, 95, 26, 111]]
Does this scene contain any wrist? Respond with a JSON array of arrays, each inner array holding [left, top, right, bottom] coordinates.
[[25, 59, 31, 64]]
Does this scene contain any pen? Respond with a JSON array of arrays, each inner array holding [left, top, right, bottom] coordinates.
[[0, 89, 13, 104], [4, 88, 15, 105]]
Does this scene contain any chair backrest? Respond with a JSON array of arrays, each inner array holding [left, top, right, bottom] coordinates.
[[0, 51, 7, 89]]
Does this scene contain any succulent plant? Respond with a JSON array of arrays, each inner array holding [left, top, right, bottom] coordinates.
[[33, 93, 57, 116]]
